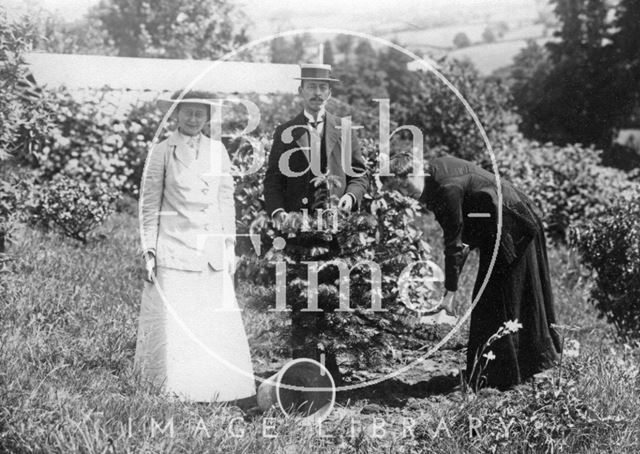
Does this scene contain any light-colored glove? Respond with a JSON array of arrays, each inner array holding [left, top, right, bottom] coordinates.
[[225, 242, 236, 275], [441, 290, 456, 316], [338, 193, 354, 212], [282, 212, 303, 233], [144, 252, 156, 283], [272, 210, 287, 230]]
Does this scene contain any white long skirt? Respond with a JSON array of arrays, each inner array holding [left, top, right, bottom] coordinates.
[[134, 265, 256, 402]]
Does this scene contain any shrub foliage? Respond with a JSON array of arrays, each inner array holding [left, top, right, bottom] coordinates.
[[495, 135, 640, 243], [25, 176, 120, 244], [571, 199, 640, 340]]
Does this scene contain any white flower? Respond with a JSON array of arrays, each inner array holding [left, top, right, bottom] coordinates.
[[504, 319, 523, 333], [564, 339, 580, 358], [483, 351, 496, 361]]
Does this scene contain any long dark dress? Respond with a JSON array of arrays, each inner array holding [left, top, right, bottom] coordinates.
[[420, 156, 562, 390]]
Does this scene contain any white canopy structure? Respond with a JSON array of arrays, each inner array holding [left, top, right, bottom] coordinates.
[[25, 52, 299, 94]]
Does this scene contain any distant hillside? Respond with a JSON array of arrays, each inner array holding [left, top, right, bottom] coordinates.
[[446, 37, 552, 75]]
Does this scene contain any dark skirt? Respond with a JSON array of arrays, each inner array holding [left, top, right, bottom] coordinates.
[[466, 215, 562, 391]]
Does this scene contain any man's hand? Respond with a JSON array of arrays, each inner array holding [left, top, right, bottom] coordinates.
[[144, 252, 156, 283], [272, 211, 287, 230], [225, 242, 236, 275], [441, 290, 456, 316], [338, 193, 354, 212]]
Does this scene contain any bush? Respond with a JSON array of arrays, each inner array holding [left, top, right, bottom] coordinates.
[[25, 175, 120, 244], [453, 32, 471, 48], [31, 89, 301, 198], [482, 27, 496, 43], [0, 9, 41, 159], [571, 199, 640, 341], [0, 9, 56, 252], [495, 135, 640, 242], [31, 89, 153, 196], [394, 59, 517, 162], [221, 92, 299, 136]]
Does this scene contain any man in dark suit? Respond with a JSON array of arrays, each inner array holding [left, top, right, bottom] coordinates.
[[263, 64, 369, 384], [264, 64, 369, 221]]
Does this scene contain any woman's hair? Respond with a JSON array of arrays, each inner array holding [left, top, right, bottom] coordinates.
[[390, 152, 416, 178], [379, 152, 418, 185]]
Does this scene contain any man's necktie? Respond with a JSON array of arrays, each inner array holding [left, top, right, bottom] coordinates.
[[307, 117, 329, 211], [308, 116, 324, 132]]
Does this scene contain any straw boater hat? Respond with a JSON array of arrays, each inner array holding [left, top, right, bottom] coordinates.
[[294, 63, 340, 83], [157, 90, 222, 110]]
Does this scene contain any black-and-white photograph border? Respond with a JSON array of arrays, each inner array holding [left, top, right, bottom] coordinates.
[[1, 0, 639, 453]]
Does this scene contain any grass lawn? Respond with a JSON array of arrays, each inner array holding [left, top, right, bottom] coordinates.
[[1, 210, 639, 453]]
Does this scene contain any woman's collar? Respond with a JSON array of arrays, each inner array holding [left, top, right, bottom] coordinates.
[[176, 129, 203, 143]]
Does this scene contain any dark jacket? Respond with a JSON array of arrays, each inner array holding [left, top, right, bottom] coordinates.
[[421, 156, 541, 291], [263, 111, 369, 217]]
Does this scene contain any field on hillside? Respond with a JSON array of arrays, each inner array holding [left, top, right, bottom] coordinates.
[[386, 23, 545, 50], [2, 208, 639, 453], [447, 38, 551, 74]]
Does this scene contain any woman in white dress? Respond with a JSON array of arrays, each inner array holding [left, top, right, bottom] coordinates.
[[135, 91, 256, 403]]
